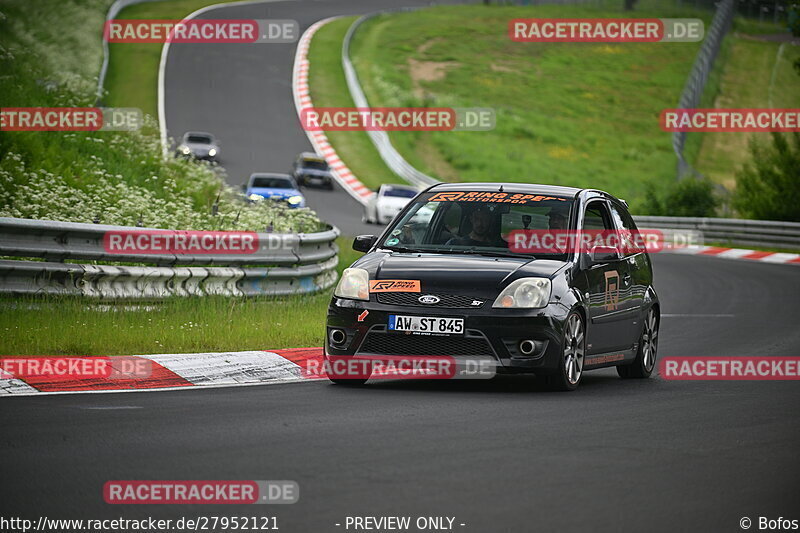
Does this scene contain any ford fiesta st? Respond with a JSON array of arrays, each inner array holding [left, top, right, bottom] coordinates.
[[325, 183, 660, 391]]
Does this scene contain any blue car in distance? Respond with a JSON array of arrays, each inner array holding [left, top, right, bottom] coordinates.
[[244, 173, 306, 208]]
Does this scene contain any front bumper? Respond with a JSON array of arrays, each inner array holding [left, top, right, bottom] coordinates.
[[297, 174, 332, 187], [325, 297, 570, 374]]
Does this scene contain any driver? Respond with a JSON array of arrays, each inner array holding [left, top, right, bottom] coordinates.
[[447, 205, 502, 247]]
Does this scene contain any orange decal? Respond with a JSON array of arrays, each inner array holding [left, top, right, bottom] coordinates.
[[604, 270, 620, 311], [429, 191, 566, 204], [369, 280, 421, 293], [429, 192, 465, 202]]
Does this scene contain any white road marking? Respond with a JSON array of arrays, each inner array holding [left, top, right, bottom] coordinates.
[[79, 406, 143, 410], [661, 314, 735, 318]]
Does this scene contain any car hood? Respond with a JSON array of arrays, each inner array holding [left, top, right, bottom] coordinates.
[[248, 187, 301, 199], [354, 251, 568, 299]]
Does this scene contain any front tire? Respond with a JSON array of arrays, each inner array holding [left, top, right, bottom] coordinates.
[[551, 312, 585, 391], [617, 307, 658, 379]]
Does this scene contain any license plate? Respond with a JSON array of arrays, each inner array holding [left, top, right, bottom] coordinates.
[[388, 315, 464, 336]]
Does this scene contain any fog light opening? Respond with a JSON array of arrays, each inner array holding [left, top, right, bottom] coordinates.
[[519, 339, 537, 356], [329, 329, 347, 346]]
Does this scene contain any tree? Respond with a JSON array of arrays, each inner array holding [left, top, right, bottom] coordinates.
[[734, 133, 800, 222], [643, 177, 719, 217]]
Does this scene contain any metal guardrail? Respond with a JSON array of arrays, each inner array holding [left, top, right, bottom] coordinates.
[[342, 9, 440, 189], [672, 0, 735, 178], [634, 215, 800, 250], [0, 218, 340, 298]]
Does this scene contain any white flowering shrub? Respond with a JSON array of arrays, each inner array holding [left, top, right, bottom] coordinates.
[[0, 1, 324, 233]]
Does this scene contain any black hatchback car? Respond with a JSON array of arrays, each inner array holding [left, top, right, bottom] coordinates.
[[325, 183, 660, 391]]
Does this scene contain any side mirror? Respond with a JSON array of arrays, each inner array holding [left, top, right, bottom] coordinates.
[[353, 235, 377, 253], [240, 183, 247, 192], [589, 245, 619, 264]]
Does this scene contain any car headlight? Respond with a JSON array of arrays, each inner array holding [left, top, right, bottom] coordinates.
[[179, 145, 191, 155], [248, 193, 264, 201], [208, 148, 217, 157], [492, 278, 551, 309], [287, 195, 303, 205], [334, 268, 369, 301]]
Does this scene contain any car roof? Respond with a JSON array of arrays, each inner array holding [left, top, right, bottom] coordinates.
[[249, 172, 293, 180], [426, 182, 585, 198], [381, 183, 418, 191], [298, 152, 323, 160], [184, 131, 214, 137]]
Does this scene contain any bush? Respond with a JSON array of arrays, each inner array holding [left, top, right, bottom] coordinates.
[[643, 177, 719, 217], [733, 133, 800, 222]]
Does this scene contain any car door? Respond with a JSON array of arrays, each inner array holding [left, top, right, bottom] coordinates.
[[581, 200, 632, 354], [609, 200, 650, 344]]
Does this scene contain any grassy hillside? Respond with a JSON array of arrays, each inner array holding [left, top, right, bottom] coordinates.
[[310, 1, 795, 213], [348, 2, 715, 212], [695, 32, 800, 190]]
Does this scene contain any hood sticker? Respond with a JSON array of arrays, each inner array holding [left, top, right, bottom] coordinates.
[[369, 280, 421, 293]]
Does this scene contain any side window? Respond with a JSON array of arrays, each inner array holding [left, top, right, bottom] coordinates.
[[583, 201, 613, 231], [610, 202, 641, 256]]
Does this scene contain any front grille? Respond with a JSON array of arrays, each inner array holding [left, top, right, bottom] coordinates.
[[376, 292, 484, 308], [357, 329, 495, 357]]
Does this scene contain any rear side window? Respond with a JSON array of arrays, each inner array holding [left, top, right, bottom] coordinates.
[[583, 201, 613, 230], [610, 202, 641, 256]]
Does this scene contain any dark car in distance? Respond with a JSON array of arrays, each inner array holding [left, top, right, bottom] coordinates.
[[325, 183, 660, 391], [292, 152, 334, 190]]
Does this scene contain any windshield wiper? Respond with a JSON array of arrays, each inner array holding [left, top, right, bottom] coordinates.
[[382, 245, 422, 254], [458, 248, 535, 260]]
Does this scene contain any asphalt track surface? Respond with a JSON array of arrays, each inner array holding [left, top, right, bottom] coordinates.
[[2, 2, 800, 532]]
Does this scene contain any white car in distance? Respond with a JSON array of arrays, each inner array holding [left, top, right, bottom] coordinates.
[[363, 184, 420, 225]]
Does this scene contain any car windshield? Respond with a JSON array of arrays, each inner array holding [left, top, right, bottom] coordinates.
[[383, 187, 417, 199], [379, 190, 574, 260], [302, 159, 329, 171], [251, 176, 293, 189], [186, 134, 212, 144]]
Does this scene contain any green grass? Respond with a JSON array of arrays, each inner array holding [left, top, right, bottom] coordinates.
[[345, 1, 721, 213], [307, 17, 398, 190], [103, 0, 238, 118], [309, 1, 792, 213], [0, 237, 363, 355], [695, 30, 800, 189]]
